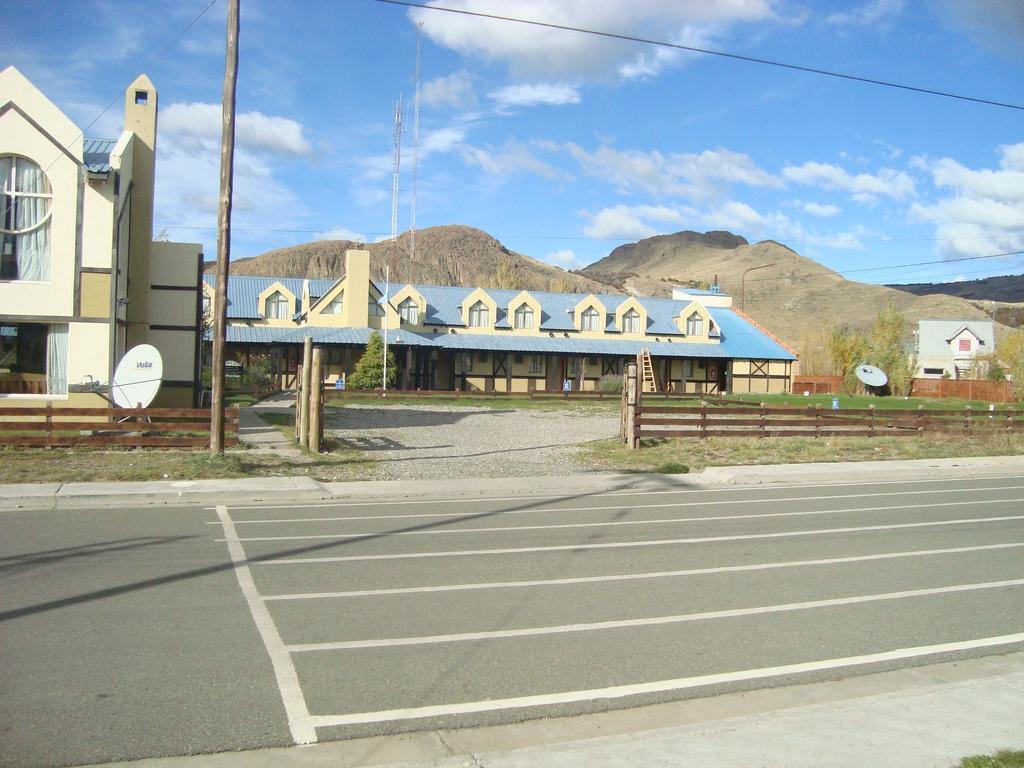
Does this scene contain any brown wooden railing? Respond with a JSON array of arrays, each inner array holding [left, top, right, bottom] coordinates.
[[0, 406, 239, 448]]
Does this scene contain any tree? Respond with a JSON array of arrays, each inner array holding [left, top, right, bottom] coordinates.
[[997, 329, 1024, 401], [796, 325, 834, 377], [489, 257, 524, 290], [347, 331, 396, 390], [865, 301, 915, 396], [828, 326, 867, 394]]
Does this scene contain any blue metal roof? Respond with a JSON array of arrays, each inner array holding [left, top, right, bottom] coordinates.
[[83, 138, 115, 173], [210, 275, 795, 360]]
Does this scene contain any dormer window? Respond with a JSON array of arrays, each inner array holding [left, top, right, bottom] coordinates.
[[622, 308, 641, 334], [514, 304, 534, 329], [686, 312, 703, 336], [581, 306, 600, 332], [1, 155, 53, 281], [399, 297, 419, 324], [264, 291, 289, 319], [468, 301, 489, 327], [323, 294, 344, 314]]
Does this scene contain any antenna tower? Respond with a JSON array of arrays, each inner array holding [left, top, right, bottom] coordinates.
[[410, 22, 422, 261], [384, 97, 403, 393]]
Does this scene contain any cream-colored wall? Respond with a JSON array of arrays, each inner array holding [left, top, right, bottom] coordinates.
[[341, 250, 370, 327], [147, 328, 196, 382], [0, 104, 79, 317], [81, 175, 115, 269], [147, 291, 194, 327], [68, 322, 112, 389], [80, 272, 111, 317], [150, 241, 201, 286]]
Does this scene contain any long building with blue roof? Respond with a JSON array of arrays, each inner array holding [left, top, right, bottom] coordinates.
[[203, 250, 796, 394]]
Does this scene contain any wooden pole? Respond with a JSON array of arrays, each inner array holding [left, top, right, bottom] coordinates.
[[209, 0, 239, 455], [310, 347, 323, 454], [298, 336, 313, 448], [626, 362, 638, 450]]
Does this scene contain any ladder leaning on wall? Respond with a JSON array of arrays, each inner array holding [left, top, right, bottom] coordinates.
[[640, 348, 659, 393]]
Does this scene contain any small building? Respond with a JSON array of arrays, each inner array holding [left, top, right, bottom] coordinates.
[[204, 250, 796, 394], [0, 67, 202, 407], [915, 320, 995, 380]]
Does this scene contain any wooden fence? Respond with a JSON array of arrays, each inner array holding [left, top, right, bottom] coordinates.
[[909, 378, 1015, 403], [0, 406, 239, 448]]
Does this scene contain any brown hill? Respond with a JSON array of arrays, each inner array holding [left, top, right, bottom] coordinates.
[[887, 274, 1024, 303], [214, 225, 613, 295], [581, 231, 1008, 346]]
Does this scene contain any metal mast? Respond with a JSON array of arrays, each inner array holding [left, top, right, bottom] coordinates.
[[384, 97, 402, 393], [410, 22, 422, 261]]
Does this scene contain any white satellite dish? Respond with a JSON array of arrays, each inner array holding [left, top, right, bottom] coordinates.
[[111, 344, 163, 408], [855, 364, 888, 388]]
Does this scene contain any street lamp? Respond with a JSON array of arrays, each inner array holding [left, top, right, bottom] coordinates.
[[740, 262, 776, 313]]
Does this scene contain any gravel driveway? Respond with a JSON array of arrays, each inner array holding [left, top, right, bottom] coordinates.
[[325, 404, 619, 480]]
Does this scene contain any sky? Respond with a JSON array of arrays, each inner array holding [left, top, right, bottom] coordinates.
[[6, 0, 1024, 286]]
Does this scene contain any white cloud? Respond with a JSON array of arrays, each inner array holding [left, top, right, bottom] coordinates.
[[544, 249, 584, 268], [802, 201, 841, 217], [782, 161, 915, 201], [566, 144, 779, 200], [488, 83, 581, 108], [932, 0, 1024, 60], [421, 126, 469, 156], [582, 204, 691, 239], [461, 140, 566, 180], [422, 71, 476, 109], [412, 1, 777, 79], [910, 143, 1024, 259], [316, 228, 366, 243], [161, 102, 312, 155], [827, 0, 904, 26]]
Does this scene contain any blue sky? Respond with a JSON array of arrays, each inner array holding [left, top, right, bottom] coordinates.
[[6, 0, 1024, 285]]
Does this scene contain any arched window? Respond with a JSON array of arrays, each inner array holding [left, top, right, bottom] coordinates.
[[622, 308, 641, 334], [1, 155, 53, 281], [686, 311, 703, 336], [399, 297, 419, 324], [514, 304, 533, 329], [265, 291, 289, 320], [468, 300, 489, 327], [581, 306, 600, 332]]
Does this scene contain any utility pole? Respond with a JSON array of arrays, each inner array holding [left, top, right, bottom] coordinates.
[[210, 0, 239, 454], [740, 262, 775, 313]]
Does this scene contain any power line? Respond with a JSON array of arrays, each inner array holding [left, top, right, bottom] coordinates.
[[375, 0, 1024, 112]]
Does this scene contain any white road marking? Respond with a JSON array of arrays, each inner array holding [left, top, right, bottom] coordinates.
[[304, 632, 1024, 728], [209, 474, 1024, 512], [224, 497, 1024, 541], [253, 514, 1024, 564], [285, 578, 1024, 651], [209, 483, 1024, 525], [261, 541, 1024, 600], [215, 506, 317, 745]]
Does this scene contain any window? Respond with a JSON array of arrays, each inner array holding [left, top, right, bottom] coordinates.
[[514, 354, 524, 364], [529, 354, 543, 374], [323, 294, 344, 315], [581, 306, 600, 332], [368, 292, 385, 316], [686, 312, 703, 336], [468, 301, 489, 327], [567, 357, 581, 375], [923, 367, 945, 375], [622, 308, 641, 334], [958, 339, 971, 352], [264, 291, 289, 320], [1, 156, 52, 281], [0, 322, 67, 395], [399, 297, 419, 324], [134, 90, 149, 105], [514, 304, 534, 329]]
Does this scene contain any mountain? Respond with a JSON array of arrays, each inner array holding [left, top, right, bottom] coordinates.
[[211, 225, 612, 295], [887, 274, 1024, 303], [580, 230, 1008, 345]]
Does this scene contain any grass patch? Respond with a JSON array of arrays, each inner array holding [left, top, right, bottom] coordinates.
[[651, 461, 689, 474], [955, 750, 1024, 768], [580, 433, 1024, 474]]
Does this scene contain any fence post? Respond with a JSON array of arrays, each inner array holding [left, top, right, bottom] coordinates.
[[868, 403, 875, 437], [309, 347, 323, 454], [699, 403, 708, 440], [759, 402, 766, 439], [916, 405, 925, 435], [625, 361, 639, 449], [46, 400, 53, 444], [964, 405, 971, 436], [298, 336, 313, 448]]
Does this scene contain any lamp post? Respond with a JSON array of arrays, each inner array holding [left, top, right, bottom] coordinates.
[[740, 262, 776, 313]]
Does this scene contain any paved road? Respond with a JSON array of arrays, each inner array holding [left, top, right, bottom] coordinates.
[[2, 473, 1024, 766]]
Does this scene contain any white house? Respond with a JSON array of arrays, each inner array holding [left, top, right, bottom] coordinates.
[[915, 319, 995, 379]]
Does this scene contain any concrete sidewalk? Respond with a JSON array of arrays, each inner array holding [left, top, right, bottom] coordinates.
[[1, 454, 1023, 510], [92, 651, 1024, 767]]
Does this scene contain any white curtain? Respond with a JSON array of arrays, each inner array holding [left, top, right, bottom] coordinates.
[[46, 325, 68, 395], [15, 160, 50, 281]]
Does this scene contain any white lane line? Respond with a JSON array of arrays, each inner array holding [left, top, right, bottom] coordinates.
[[305, 632, 1024, 728], [215, 506, 317, 745], [210, 474, 1024, 512], [253, 514, 1024, 564], [224, 497, 1024, 541], [261, 541, 1024, 600], [285, 578, 1024, 652], [208, 484, 1024, 525]]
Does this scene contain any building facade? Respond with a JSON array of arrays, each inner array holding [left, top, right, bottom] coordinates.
[[0, 67, 202, 408], [204, 249, 796, 394], [916, 319, 995, 380]]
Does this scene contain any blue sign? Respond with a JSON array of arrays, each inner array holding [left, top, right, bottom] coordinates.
[[335, 376, 345, 390], [562, 378, 572, 392], [832, 397, 839, 410]]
